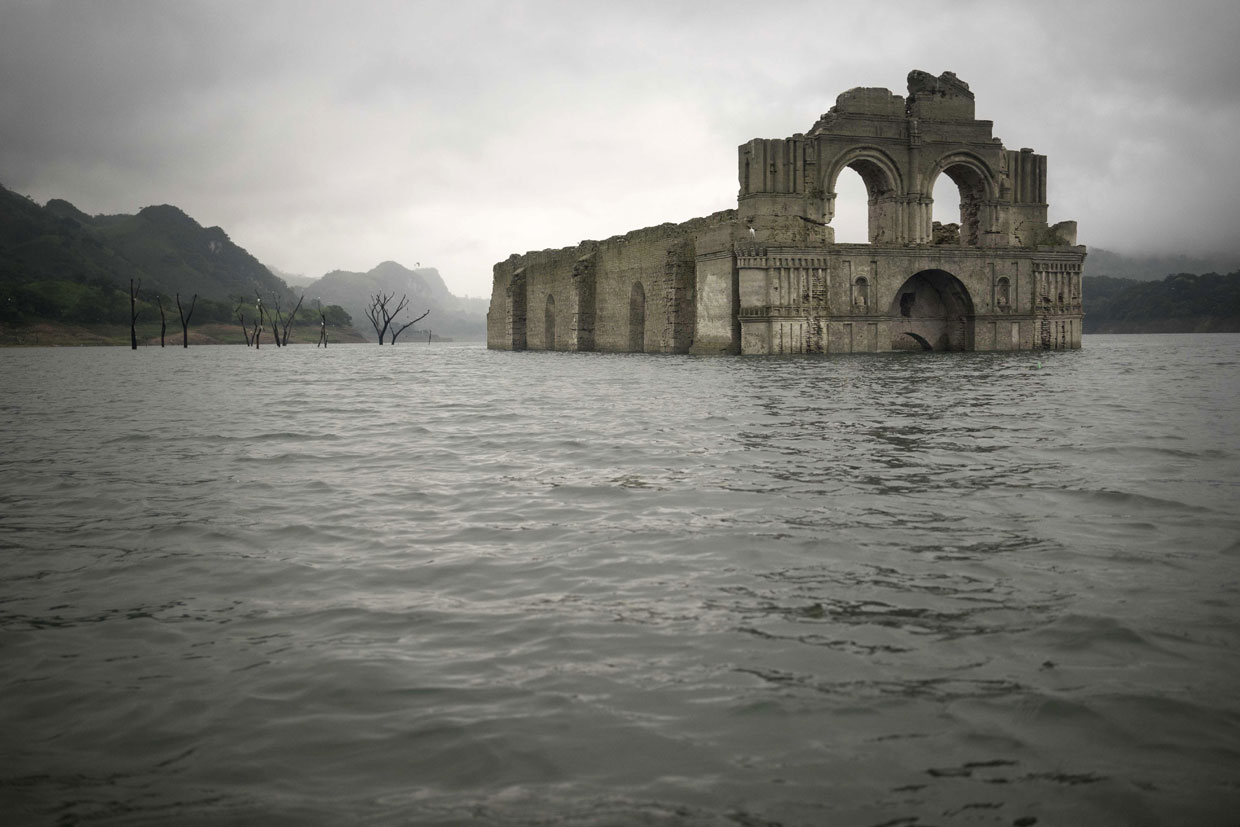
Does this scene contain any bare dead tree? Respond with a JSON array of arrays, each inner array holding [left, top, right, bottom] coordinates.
[[156, 295, 167, 347], [258, 291, 283, 347], [253, 297, 265, 348], [278, 295, 304, 346], [235, 302, 253, 346], [315, 299, 328, 348], [129, 279, 141, 350], [365, 292, 395, 344], [427, 329, 432, 344], [389, 308, 430, 344], [177, 293, 197, 348]]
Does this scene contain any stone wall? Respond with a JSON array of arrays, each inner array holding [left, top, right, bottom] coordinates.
[[488, 211, 736, 353]]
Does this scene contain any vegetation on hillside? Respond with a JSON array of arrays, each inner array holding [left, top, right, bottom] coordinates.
[[0, 183, 355, 344], [1084, 271, 1240, 333]]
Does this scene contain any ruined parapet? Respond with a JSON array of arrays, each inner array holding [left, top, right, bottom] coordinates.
[[739, 70, 1078, 253], [905, 70, 975, 120]]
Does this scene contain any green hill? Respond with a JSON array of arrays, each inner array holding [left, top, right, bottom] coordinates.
[[0, 183, 357, 342], [0, 183, 294, 305], [1084, 272, 1240, 333]]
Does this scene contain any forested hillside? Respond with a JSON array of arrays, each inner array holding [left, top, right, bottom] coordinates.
[[1084, 272, 1240, 333], [0, 183, 354, 343]]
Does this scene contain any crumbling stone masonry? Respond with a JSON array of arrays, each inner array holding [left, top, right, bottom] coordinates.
[[488, 70, 1085, 354]]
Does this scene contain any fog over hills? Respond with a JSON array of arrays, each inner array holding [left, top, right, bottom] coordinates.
[[268, 266, 317, 288], [1084, 248, 1240, 282], [303, 261, 487, 342]]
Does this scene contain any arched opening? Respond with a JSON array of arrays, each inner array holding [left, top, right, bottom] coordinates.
[[930, 161, 989, 246], [628, 281, 645, 352], [887, 269, 975, 351], [826, 151, 903, 245], [544, 294, 556, 350], [832, 167, 869, 243], [903, 332, 933, 351]]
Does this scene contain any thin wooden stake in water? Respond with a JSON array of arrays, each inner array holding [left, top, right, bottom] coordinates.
[[129, 279, 141, 350]]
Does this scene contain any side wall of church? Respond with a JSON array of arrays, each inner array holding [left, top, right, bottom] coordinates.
[[487, 211, 737, 353]]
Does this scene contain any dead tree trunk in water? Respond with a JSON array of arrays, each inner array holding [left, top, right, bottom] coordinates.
[[156, 295, 166, 347], [315, 301, 328, 347], [235, 303, 253, 346], [129, 279, 141, 350], [258, 292, 282, 348], [177, 293, 197, 348], [279, 295, 304, 346], [389, 308, 430, 344]]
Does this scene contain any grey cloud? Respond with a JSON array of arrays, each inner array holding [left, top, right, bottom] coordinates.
[[2, 0, 1239, 296]]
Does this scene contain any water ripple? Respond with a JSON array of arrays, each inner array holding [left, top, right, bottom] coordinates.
[[1, 337, 1239, 825]]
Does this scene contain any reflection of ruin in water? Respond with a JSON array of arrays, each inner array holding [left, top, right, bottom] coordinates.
[[489, 69, 1085, 355]]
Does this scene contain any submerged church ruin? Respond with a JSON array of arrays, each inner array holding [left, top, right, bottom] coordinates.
[[487, 70, 1085, 355]]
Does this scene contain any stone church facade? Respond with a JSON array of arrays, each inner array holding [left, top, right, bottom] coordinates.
[[487, 70, 1085, 355]]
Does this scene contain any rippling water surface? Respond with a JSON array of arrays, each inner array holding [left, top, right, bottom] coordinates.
[[2, 336, 1239, 826]]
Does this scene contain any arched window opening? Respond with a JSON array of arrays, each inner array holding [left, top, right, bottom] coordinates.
[[628, 282, 645, 352], [996, 277, 1011, 308], [832, 167, 869, 244], [931, 174, 962, 245], [544, 294, 556, 350], [931, 164, 987, 246], [828, 156, 901, 245]]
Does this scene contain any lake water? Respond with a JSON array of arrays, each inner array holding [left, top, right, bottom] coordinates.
[[2, 336, 1238, 826]]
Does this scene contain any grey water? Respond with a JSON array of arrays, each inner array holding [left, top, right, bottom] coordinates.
[[1, 336, 1238, 827]]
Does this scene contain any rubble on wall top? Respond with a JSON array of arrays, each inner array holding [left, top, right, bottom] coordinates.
[[907, 69, 973, 100]]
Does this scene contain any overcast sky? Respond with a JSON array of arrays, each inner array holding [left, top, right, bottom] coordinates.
[[3, 0, 1238, 297]]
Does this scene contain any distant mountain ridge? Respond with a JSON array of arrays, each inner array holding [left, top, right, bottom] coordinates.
[[1084, 248, 1240, 281], [304, 261, 487, 341], [0, 182, 487, 341], [0, 182, 294, 303]]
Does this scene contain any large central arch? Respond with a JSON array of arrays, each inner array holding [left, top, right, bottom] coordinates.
[[888, 269, 975, 351]]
